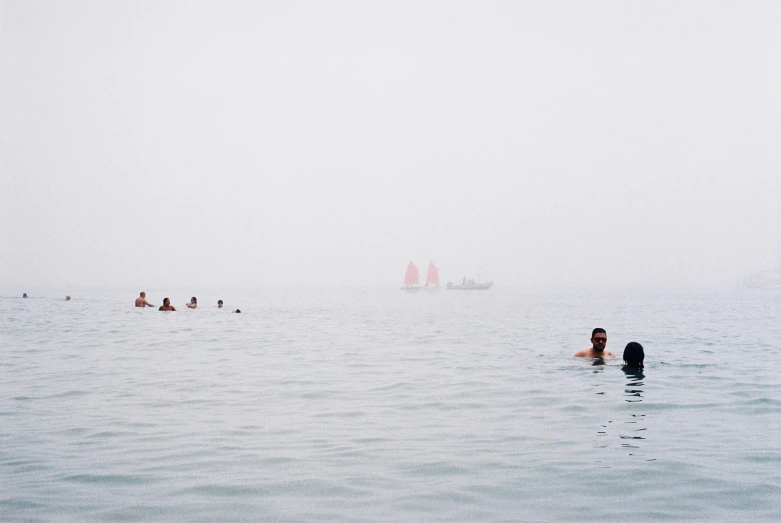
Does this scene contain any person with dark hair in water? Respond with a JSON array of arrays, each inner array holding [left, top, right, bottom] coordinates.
[[186, 296, 197, 309], [159, 298, 176, 311], [622, 342, 644, 369], [232, 309, 241, 313], [22, 293, 28, 298], [217, 300, 223, 308], [574, 328, 616, 358]]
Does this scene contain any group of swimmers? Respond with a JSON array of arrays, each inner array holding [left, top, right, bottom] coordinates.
[[135, 292, 241, 313], [574, 328, 644, 369], [25, 293, 641, 362]]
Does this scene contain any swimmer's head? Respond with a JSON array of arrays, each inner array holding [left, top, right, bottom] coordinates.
[[65, 296, 71, 301], [191, 296, 197, 304], [163, 297, 170, 306], [23, 293, 28, 298], [140, 292, 146, 297], [623, 342, 644, 368], [591, 328, 607, 352], [217, 300, 223, 308]]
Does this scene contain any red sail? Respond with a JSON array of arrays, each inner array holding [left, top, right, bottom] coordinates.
[[404, 262, 419, 285], [426, 262, 439, 286]]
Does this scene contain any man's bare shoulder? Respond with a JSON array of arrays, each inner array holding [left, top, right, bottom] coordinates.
[[574, 349, 617, 358]]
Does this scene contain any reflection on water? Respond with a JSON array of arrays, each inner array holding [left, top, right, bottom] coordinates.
[[621, 368, 653, 460], [622, 367, 645, 403], [593, 368, 653, 461]]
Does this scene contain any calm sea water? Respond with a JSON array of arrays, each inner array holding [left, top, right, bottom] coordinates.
[[1, 287, 779, 521]]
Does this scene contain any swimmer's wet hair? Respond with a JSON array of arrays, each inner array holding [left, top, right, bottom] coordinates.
[[592, 328, 606, 338], [623, 342, 644, 368]]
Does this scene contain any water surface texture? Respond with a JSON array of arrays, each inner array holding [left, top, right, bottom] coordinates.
[[2, 288, 780, 521]]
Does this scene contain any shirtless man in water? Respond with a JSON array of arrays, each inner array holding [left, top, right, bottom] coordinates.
[[135, 292, 155, 308], [159, 297, 176, 311], [574, 328, 616, 358]]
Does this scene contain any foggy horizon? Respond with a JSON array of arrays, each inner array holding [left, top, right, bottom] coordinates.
[[2, 1, 779, 290]]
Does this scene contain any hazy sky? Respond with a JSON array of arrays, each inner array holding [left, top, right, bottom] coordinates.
[[2, 1, 779, 289]]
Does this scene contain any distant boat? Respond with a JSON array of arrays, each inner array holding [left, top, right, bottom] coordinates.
[[743, 270, 781, 289], [446, 272, 493, 290], [401, 261, 421, 290], [447, 281, 494, 290], [424, 261, 440, 289]]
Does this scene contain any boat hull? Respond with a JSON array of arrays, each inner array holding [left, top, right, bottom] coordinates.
[[446, 282, 493, 290]]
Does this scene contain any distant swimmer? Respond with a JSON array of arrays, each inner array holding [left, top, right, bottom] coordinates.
[[159, 297, 177, 311], [65, 296, 72, 301], [186, 297, 197, 309], [622, 342, 644, 369], [135, 292, 155, 308], [574, 328, 616, 358], [217, 300, 224, 308], [232, 309, 241, 313], [23, 293, 28, 298]]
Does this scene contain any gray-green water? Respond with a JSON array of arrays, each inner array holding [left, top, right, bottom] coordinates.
[[2, 288, 779, 521]]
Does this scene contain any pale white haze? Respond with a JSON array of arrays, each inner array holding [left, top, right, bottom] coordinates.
[[2, 0, 779, 290]]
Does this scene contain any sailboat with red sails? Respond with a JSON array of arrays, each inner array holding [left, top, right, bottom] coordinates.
[[425, 261, 440, 289], [401, 261, 420, 290]]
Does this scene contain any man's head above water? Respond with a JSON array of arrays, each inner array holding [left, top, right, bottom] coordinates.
[[591, 328, 607, 353], [574, 328, 615, 358]]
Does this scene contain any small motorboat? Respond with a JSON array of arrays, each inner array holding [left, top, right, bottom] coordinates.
[[446, 281, 493, 290], [447, 273, 493, 290]]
